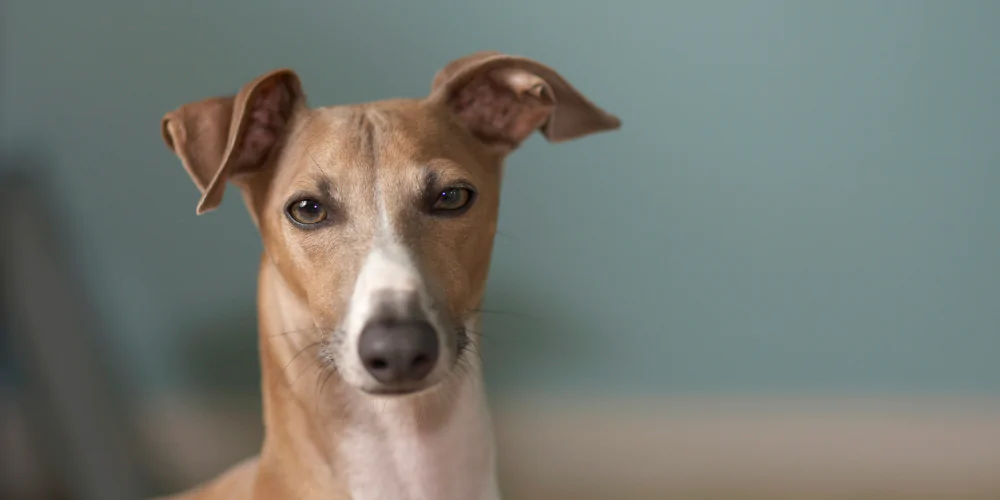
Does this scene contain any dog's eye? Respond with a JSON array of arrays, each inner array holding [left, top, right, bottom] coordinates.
[[287, 199, 328, 225], [431, 187, 474, 213]]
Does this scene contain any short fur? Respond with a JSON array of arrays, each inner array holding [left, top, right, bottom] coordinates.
[[157, 51, 620, 500]]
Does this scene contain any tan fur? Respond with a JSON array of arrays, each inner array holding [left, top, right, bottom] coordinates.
[[157, 52, 619, 499]]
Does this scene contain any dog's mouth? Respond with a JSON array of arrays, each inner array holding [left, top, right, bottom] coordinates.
[[358, 376, 444, 398], [363, 385, 432, 397]]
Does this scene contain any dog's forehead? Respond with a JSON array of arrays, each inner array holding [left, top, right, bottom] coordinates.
[[284, 99, 475, 182]]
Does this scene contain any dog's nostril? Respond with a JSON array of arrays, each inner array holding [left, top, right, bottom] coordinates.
[[358, 319, 439, 385], [411, 355, 430, 369]]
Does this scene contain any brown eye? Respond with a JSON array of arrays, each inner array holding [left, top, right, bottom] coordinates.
[[287, 198, 328, 225], [431, 187, 474, 213]]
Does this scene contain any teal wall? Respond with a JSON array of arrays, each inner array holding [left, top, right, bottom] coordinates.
[[2, 0, 997, 397]]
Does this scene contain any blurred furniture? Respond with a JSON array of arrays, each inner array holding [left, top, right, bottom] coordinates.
[[0, 166, 151, 500]]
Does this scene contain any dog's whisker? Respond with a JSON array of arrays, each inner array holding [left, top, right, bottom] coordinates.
[[466, 342, 485, 365], [316, 367, 338, 420], [464, 327, 490, 337], [290, 359, 320, 387], [453, 338, 484, 380], [282, 341, 322, 380], [468, 307, 540, 322], [464, 328, 499, 343], [455, 357, 476, 390], [268, 326, 320, 339]]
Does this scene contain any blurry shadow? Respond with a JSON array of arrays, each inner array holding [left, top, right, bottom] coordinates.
[[174, 305, 261, 400], [476, 274, 608, 498], [0, 150, 157, 500], [478, 272, 603, 395], [142, 305, 263, 496]]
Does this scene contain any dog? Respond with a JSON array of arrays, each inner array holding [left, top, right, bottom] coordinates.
[[158, 51, 620, 500]]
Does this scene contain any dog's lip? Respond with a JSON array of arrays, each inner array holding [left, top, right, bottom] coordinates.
[[362, 384, 435, 397], [360, 374, 452, 397]]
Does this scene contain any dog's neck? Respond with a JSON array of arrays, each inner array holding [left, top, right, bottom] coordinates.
[[253, 256, 499, 500]]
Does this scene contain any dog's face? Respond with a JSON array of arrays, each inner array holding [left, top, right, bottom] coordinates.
[[251, 100, 506, 395], [161, 52, 619, 396]]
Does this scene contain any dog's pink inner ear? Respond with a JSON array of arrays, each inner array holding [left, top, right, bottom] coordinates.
[[448, 69, 556, 147], [233, 79, 296, 173]]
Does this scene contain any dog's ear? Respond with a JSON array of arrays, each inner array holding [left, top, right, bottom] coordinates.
[[428, 52, 621, 150], [161, 69, 304, 214]]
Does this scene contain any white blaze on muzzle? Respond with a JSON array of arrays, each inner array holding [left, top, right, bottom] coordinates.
[[340, 238, 449, 388], [347, 240, 427, 329]]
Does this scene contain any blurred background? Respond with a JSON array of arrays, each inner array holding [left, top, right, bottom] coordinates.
[[1, 1, 998, 498]]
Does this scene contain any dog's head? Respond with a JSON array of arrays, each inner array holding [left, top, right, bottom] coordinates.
[[161, 52, 619, 396]]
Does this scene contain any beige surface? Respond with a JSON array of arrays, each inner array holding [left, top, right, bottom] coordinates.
[[140, 395, 1000, 499]]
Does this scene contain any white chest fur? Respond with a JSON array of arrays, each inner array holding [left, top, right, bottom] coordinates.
[[339, 375, 500, 500]]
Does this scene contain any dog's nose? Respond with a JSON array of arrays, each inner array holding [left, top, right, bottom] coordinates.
[[358, 319, 439, 384]]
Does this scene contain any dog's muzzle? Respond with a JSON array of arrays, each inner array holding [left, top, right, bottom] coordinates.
[[340, 241, 453, 395]]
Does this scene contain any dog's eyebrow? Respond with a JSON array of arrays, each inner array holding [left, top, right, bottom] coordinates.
[[298, 177, 337, 203], [423, 168, 440, 191], [421, 168, 442, 201], [316, 178, 334, 199]]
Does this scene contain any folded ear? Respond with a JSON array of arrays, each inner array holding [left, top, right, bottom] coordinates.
[[161, 69, 304, 214], [428, 52, 621, 150]]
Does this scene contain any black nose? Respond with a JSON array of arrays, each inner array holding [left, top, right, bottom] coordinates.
[[358, 319, 439, 384]]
